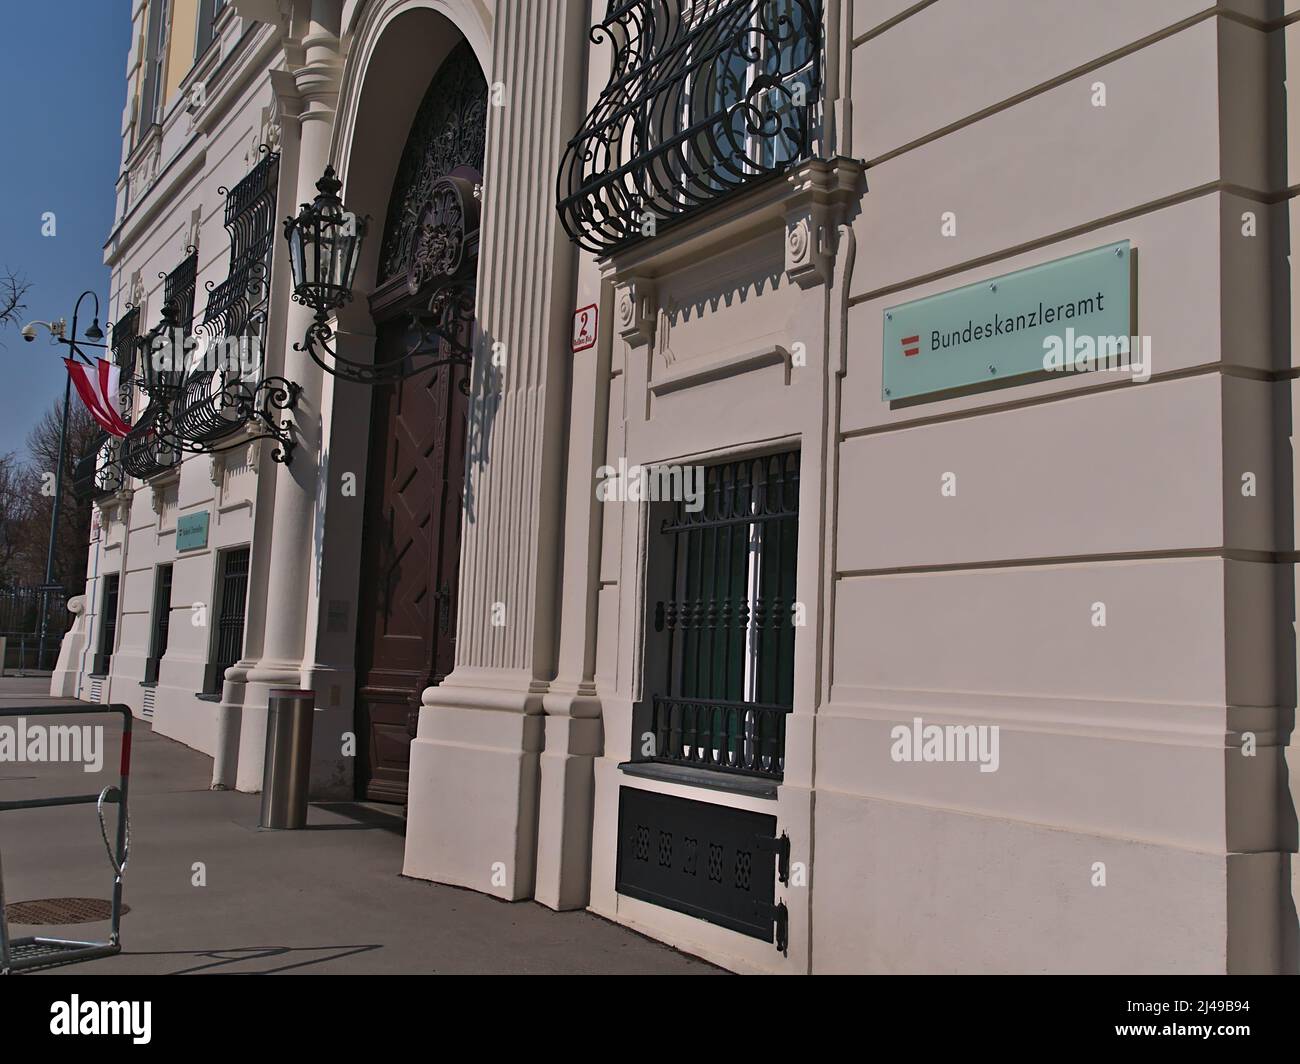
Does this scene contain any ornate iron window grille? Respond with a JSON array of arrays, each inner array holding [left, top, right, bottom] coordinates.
[[165, 248, 199, 338], [378, 40, 486, 284], [92, 435, 125, 498], [161, 148, 299, 463], [202, 148, 280, 339], [110, 305, 141, 381], [105, 306, 143, 483], [557, 0, 821, 255], [642, 451, 800, 780], [73, 432, 125, 501], [103, 300, 181, 484]]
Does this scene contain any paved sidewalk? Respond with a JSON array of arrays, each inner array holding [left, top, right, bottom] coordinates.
[[0, 678, 717, 974]]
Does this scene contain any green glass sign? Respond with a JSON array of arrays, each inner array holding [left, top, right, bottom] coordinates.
[[882, 240, 1133, 400], [176, 511, 210, 552]]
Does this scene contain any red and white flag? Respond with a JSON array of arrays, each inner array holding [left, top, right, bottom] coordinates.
[[64, 358, 131, 438]]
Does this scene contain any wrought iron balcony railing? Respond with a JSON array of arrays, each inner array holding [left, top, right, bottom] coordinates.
[[199, 147, 279, 342], [163, 146, 297, 462], [120, 399, 181, 481], [558, 0, 821, 256], [73, 434, 125, 502]]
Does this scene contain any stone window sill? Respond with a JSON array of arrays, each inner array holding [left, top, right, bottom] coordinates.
[[618, 760, 778, 800]]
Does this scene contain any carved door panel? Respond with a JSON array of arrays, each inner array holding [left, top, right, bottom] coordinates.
[[355, 323, 468, 802]]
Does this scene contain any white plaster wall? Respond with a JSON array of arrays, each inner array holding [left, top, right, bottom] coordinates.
[[78, 10, 281, 765], [813, 5, 1288, 973], [587, 2, 1290, 974]]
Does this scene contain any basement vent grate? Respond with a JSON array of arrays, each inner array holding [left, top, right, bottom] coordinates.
[[89, 678, 103, 702], [142, 688, 155, 719]]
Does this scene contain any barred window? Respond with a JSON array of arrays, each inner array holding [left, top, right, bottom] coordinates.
[[638, 452, 800, 780], [558, 0, 821, 255], [203, 547, 249, 696], [144, 564, 173, 685], [93, 573, 121, 677]]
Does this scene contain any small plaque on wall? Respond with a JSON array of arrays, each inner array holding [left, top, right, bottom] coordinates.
[[175, 512, 210, 552], [572, 303, 597, 352], [883, 240, 1134, 401]]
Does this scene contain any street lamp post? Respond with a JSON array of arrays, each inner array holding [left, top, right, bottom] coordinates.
[[22, 291, 106, 672]]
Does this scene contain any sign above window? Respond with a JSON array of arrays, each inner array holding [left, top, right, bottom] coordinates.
[[882, 240, 1135, 401]]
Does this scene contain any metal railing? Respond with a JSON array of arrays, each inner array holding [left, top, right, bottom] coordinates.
[[557, 0, 822, 255], [0, 703, 132, 974], [639, 451, 800, 780], [648, 695, 789, 777], [0, 586, 72, 673]]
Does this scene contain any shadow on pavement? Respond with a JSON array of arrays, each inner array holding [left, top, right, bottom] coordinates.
[[307, 802, 406, 834], [106, 944, 384, 975]]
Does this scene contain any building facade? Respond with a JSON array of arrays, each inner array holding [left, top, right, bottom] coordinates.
[[53, 0, 1297, 973]]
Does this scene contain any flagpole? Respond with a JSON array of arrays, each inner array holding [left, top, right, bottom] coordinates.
[[35, 290, 103, 674], [36, 370, 73, 672]]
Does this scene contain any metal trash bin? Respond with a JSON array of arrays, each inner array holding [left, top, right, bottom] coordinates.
[[260, 688, 316, 829]]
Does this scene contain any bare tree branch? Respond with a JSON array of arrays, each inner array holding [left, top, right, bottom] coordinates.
[[0, 268, 31, 334]]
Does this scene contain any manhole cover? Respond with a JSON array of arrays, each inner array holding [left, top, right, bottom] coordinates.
[[4, 898, 130, 925]]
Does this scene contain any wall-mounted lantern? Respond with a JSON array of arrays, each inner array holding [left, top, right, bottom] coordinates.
[[285, 166, 477, 387]]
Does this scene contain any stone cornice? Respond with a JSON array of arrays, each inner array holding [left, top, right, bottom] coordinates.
[[603, 157, 866, 289]]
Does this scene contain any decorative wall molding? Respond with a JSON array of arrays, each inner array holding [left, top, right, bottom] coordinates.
[[126, 125, 163, 207], [615, 276, 656, 349], [98, 488, 134, 527], [782, 158, 867, 290], [650, 343, 790, 396], [149, 473, 180, 524]]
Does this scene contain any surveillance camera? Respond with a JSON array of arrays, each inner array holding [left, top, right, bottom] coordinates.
[[21, 324, 37, 342]]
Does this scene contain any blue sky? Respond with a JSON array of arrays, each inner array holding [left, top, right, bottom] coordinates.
[[0, 1, 131, 460]]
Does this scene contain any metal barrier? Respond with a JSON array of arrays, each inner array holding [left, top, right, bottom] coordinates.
[[0, 703, 132, 974]]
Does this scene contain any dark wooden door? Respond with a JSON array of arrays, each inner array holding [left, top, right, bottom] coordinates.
[[354, 318, 468, 803], [353, 40, 485, 803]]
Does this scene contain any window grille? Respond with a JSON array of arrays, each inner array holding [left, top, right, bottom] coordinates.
[[144, 564, 173, 684], [557, 0, 821, 255], [641, 450, 800, 779], [176, 149, 282, 447], [93, 573, 121, 676], [206, 547, 249, 695]]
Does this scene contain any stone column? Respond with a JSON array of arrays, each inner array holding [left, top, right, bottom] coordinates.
[[403, 0, 589, 900], [239, 0, 342, 790]]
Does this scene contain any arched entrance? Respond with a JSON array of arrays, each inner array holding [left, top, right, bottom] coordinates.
[[354, 39, 487, 802]]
